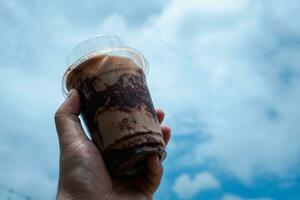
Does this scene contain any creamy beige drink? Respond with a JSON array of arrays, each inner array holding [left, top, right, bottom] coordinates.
[[64, 54, 166, 177]]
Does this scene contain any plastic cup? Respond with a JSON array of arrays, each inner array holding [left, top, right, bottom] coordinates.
[[62, 35, 166, 177]]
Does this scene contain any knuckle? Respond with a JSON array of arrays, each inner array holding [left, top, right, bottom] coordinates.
[[54, 112, 80, 123]]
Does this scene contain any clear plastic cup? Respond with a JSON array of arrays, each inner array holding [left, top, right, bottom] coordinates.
[[62, 35, 166, 177]]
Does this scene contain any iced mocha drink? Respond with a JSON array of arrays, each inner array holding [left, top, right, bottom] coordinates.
[[64, 49, 166, 177]]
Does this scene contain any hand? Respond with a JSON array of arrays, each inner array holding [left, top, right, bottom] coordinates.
[[54, 89, 171, 200]]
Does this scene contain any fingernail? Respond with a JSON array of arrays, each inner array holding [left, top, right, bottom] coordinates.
[[67, 89, 75, 98]]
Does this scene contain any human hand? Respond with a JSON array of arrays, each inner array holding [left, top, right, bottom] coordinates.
[[54, 89, 171, 200]]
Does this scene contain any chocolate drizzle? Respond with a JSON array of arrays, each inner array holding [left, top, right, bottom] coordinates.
[[83, 68, 156, 120], [68, 66, 158, 147], [65, 55, 165, 177], [77, 69, 156, 147]]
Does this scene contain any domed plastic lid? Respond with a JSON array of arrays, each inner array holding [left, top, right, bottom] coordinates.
[[62, 34, 149, 96]]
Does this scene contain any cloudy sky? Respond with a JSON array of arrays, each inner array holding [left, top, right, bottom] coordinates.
[[1, 0, 300, 199]]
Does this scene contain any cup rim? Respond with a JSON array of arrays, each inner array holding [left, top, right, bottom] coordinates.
[[61, 46, 149, 97]]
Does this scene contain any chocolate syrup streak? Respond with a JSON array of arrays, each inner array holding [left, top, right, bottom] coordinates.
[[70, 69, 158, 149]]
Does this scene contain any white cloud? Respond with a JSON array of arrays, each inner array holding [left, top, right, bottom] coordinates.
[[173, 172, 220, 199], [129, 0, 300, 184], [0, 66, 61, 199], [1, 0, 300, 199], [222, 194, 243, 200], [222, 194, 273, 200]]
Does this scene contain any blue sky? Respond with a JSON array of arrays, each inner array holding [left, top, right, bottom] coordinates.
[[1, 0, 300, 199]]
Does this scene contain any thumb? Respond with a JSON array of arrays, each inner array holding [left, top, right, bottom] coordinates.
[[54, 89, 86, 150]]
